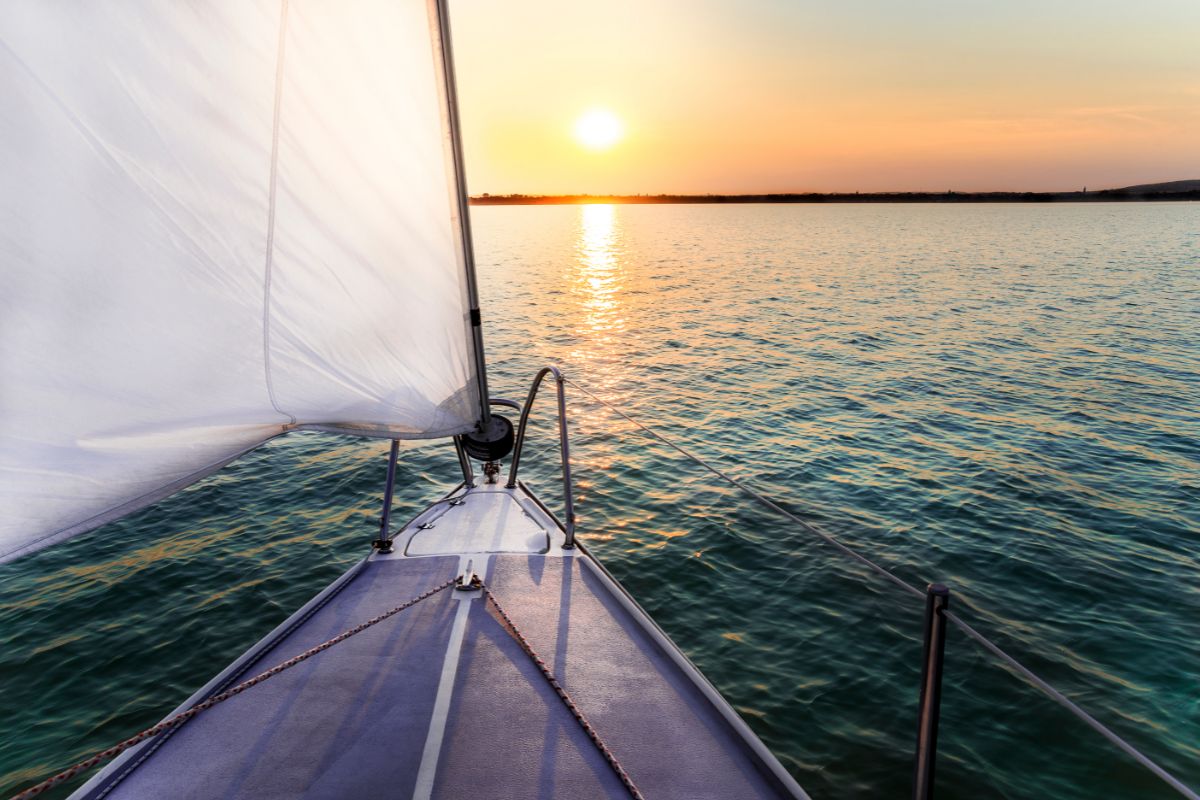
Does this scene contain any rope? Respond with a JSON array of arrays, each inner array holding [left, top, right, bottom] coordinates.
[[9, 578, 456, 800], [566, 377, 1200, 800], [480, 582, 645, 800]]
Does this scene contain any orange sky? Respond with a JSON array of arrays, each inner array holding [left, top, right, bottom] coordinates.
[[449, 0, 1199, 194]]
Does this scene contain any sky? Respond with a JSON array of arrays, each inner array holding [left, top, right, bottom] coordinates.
[[448, 0, 1200, 195]]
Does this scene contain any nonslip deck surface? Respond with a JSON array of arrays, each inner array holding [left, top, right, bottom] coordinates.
[[87, 556, 460, 799], [84, 553, 799, 799], [433, 555, 790, 800]]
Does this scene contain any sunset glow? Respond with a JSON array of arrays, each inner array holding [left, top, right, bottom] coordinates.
[[449, 0, 1199, 195]]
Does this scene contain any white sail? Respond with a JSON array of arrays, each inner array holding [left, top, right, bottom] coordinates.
[[0, 0, 486, 562]]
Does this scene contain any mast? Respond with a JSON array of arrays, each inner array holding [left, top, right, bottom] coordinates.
[[432, 0, 491, 426]]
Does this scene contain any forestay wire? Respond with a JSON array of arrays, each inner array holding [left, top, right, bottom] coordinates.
[[565, 377, 1199, 800]]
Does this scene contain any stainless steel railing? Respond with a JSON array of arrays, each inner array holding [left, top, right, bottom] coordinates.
[[505, 366, 576, 548]]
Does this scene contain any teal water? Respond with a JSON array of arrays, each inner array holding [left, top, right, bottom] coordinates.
[[2, 203, 1197, 799]]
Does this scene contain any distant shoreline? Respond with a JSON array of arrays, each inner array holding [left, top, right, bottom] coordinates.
[[470, 190, 1200, 205]]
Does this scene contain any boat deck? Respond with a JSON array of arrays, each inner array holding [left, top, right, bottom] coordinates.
[[75, 484, 807, 800]]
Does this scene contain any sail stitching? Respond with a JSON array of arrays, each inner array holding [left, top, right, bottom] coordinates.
[[261, 0, 295, 424]]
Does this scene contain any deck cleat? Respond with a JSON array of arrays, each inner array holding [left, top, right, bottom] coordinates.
[[455, 559, 480, 592]]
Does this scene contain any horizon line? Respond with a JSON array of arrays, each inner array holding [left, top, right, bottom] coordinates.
[[468, 184, 1200, 206]]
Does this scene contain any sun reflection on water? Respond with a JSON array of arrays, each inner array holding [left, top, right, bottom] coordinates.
[[570, 204, 626, 380], [567, 203, 633, 508]]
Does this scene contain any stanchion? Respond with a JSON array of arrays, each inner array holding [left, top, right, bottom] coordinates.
[[372, 440, 400, 553], [912, 583, 950, 800]]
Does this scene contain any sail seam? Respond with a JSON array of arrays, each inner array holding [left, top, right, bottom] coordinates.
[[261, 0, 294, 424]]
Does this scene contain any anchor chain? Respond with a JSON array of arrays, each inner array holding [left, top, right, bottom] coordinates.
[[14, 571, 647, 800], [9, 578, 456, 800], [478, 579, 645, 800]]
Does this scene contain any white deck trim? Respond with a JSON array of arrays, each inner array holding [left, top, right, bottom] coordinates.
[[374, 483, 574, 562], [411, 556, 484, 800]]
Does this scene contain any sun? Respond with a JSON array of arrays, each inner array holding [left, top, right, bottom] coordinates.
[[574, 109, 623, 151]]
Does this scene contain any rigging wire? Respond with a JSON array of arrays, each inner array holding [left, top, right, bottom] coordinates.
[[945, 610, 1200, 800], [565, 377, 1199, 800]]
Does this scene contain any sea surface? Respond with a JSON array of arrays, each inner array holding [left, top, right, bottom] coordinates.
[[2, 203, 1197, 799]]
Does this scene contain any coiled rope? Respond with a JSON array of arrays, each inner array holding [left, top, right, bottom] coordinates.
[[479, 580, 644, 800], [566, 377, 1199, 800], [9, 578, 456, 800]]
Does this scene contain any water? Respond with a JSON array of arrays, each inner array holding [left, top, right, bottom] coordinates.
[[2, 203, 1198, 799]]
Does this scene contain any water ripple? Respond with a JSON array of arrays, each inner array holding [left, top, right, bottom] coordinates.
[[2, 203, 1198, 799]]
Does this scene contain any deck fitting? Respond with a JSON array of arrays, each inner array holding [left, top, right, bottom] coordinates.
[[455, 559, 480, 592]]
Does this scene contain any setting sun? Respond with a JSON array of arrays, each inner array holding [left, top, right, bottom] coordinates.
[[574, 109, 623, 151]]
